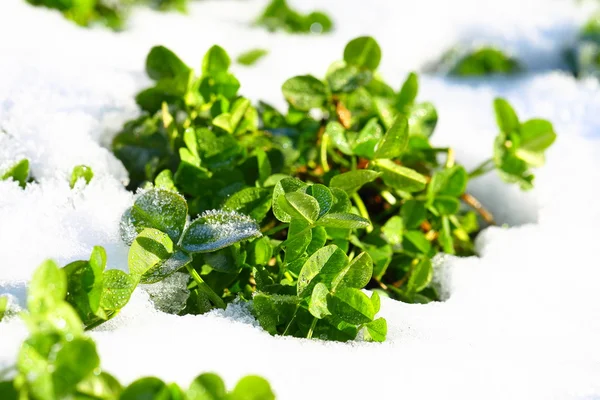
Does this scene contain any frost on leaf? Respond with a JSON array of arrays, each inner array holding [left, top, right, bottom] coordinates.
[[181, 210, 261, 253]]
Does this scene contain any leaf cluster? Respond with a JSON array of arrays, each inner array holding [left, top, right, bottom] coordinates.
[[109, 36, 556, 342], [427, 45, 522, 76], [255, 0, 333, 34], [0, 260, 275, 400]]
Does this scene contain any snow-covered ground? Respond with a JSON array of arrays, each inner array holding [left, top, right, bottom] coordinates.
[[1, 0, 600, 398]]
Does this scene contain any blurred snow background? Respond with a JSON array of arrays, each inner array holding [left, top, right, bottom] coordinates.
[[1, 0, 600, 399]]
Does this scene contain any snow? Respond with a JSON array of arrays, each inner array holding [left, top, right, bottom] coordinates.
[[1, 0, 600, 399]]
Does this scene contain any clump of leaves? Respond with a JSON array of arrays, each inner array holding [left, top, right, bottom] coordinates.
[[237, 49, 269, 66], [1, 158, 31, 188], [256, 0, 333, 34], [0, 260, 276, 400], [427, 45, 522, 76], [25, 0, 188, 30], [565, 13, 600, 79], [112, 36, 556, 342]]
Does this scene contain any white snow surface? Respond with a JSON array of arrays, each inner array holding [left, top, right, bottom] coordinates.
[[1, 0, 600, 399]]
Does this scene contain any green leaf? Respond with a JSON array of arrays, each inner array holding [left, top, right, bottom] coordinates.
[[283, 219, 312, 262], [155, 170, 177, 191], [282, 191, 320, 223], [272, 177, 307, 222], [52, 337, 100, 397], [432, 196, 460, 215], [306, 226, 328, 257], [428, 165, 468, 197], [237, 49, 269, 66], [327, 65, 372, 93], [146, 46, 191, 82], [407, 257, 433, 293], [364, 317, 387, 342], [202, 45, 231, 75], [76, 372, 123, 399], [100, 269, 136, 311], [326, 121, 353, 155], [130, 189, 188, 244], [403, 231, 432, 254], [494, 97, 519, 134], [1, 159, 29, 188], [381, 216, 404, 246], [374, 115, 409, 159], [306, 184, 333, 218], [372, 159, 427, 192], [329, 170, 380, 194], [224, 187, 272, 222], [401, 200, 427, 229], [0, 296, 7, 322], [333, 251, 373, 289], [516, 119, 556, 162], [252, 293, 300, 335], [247, 237, 273, 266], [343, 36, 382, 71], [450, 47, 520, 76], [28, 260, 67, 315], [352, 118, 383, 159], [187, 373, 226, 400], [282, 75, 328, 111], [316, 213, 371, 229], [230, 376, 275, 400], [68, 165, 93, 188], [128, 228, 174, 279], [120, 377, 168, 400], [309, 282, 331, 319], [143, 249, 193, 284], [297, 245, 349, 297], [408, 102, 438, 138], [181, 210, 261, 253], [370, 290, 381, 314], [328, 287, 374, 325], [397, 72, 418, 110]]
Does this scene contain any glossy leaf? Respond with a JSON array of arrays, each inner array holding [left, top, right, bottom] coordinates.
[[344, 36, 382, 71], [329, 170, 380, 194], [374, 115, 409, 159], [181, 210, 261, 253], [130, 189, 188, 244], [373, 159, 427, 192], [328, 287, 374, 325]]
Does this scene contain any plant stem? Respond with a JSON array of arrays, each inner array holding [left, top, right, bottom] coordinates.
[[185, 264, 226, 309], [468, 158, 495, 179], [283, 304, 300, 336], [380, 190, 397, 205], [262, 223, 289, 236], [351, 193, 373, 233], [307, 317, 318, 339], [460, 193, 496, 225], [320, 133, 330, 173], [445, 148, 455, 168]]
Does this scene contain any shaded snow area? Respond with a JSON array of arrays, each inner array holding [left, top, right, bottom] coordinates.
[[1, 0, 600, 399]]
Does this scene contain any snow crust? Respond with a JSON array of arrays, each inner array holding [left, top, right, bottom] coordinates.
[[1, 0, 600, 399]]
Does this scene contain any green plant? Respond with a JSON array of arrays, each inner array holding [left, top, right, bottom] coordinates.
[[24, 0, 188, 30], [0, 260, 276, 400], [566, 13, 600, 79], [237, 49, 269, 66], [427, 46, 522, 76], [111, 36, 556, 342], [70, 164, 94, 188], [255, 0, 333, 34], [1, 159, 30, 188]]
